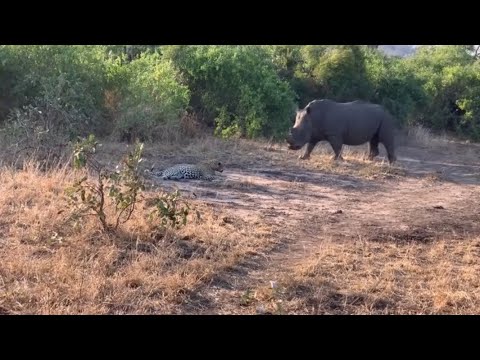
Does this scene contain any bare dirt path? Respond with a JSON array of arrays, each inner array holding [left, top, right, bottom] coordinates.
[[147, 141, 480, 314]]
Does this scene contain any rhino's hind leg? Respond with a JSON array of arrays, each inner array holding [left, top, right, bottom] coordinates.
[[299, 142, 317, 160], [368, 134, 380, 160], [378, 122, 397, 165], [384, 142, 397, 164]]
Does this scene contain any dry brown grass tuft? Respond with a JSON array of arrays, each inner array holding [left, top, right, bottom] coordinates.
[[405, 125, 450, 149]]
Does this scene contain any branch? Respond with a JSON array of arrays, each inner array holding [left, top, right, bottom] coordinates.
[[115, 201, 136, 231]]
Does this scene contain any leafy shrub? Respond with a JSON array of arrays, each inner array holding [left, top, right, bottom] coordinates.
[[0, 45, 109, 123], [66, 135, 146, 232], [113, 52, 190, 142], [148, 190, 197, 230], [163, 45, 297, 139], [0, 45, 113, 160], [364, 51, 426, 126], [404, 45, 480, 137]]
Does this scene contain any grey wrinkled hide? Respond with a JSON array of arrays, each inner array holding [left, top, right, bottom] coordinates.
[[286, 99, 397, 164]]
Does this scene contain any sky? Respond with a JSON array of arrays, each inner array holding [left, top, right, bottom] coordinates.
[[378, 45, 417, 57]]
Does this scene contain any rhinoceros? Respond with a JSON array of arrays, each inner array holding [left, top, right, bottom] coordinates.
[[286, 99, 397, 164]]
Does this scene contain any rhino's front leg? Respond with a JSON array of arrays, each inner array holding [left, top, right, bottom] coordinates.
[[299, 142, 317, 160]]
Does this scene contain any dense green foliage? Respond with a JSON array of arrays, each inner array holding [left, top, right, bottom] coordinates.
[[1, 44, 480, 143], [113, 52, 190, 140], [161, 45, 296, 139]]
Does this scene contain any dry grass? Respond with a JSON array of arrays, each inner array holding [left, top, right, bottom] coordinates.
[[252, 237, 480, 315], [406, 125, 449, 149]]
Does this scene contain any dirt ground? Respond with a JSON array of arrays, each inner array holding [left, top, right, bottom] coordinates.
[[141, 132, 480, 314]]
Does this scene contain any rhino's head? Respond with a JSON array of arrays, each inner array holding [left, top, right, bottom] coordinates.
[[286, 106, 313, 150]]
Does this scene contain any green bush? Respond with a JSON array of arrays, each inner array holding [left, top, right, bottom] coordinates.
[[1, 46, 108, 114], [105, 45, 160, 62], [364, 51, 426, 126], [404, 45, 480, 137], [309, 45, 372, 101], [266, 45, 322, 107], [163, 45, 297, 139], [0, 45, 112, 138], [113, 52, 190, 141]]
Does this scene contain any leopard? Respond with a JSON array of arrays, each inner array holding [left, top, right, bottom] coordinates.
[[151, 160, 224, 181]]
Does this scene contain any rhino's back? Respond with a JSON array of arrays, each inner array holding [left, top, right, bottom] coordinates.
[[312, 100, 387, 124], [309, 99, 390, 145]]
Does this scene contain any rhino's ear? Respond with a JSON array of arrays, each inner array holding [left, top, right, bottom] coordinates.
[[305, 106, 311, 115]]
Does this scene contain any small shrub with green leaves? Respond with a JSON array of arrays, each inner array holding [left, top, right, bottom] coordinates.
[[148, 189, 199, 230], [66, 135, 145, 232], [107, 141, 146, 229]]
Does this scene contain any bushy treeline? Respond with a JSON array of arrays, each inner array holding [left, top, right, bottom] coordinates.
[[1, 45, 479, 144]]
